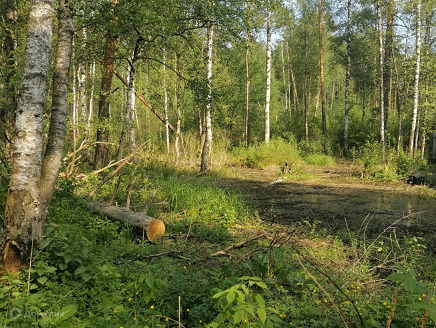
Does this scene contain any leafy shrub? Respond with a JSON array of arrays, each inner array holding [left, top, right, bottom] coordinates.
[[208, 276, 283, 328]]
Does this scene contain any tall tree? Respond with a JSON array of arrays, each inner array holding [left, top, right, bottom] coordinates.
[[344, 0, 352, 154], [382, 0, 394, 133], [318, 0, 327, 152], [94, 0, 118, 169], [2, 0, 59, 270], [117, 37, 142, 159], [200, 14, 215, 172], [41, 0, 73, 209], [264, 4, 272, 144], [377, 2, 385, 150], [409, 0, 422, 156]]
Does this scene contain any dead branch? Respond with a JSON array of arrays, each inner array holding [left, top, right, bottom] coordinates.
[[143, 189, 159, 214], [88, 161, 130, 199], [209, 234, 266, 257]]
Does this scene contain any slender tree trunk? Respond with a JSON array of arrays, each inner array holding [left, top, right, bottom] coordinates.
[[163, 51, 170, 153], [174, 52, 182, 166], [94, 0, 118, 169], [41, 0, 73, 208], [409, 0, 421, 156], [318, 0, 327, 153], [87, 61, 96, 133], [304, 91, 309, 141], [344, 0, 351, 155], [285, 41, 298, 114], [78, 28, 87, 127], [245, 29, 251, 147], [281, 42, 289, 117], [377, 3, 385, 150], [2, 0, 55, 270], [200, 20, 214, 172], [118, 39, 141, 159], [396, 86, 403, 151], [383, 0, 394, 134], [264, 6, 272, 144]]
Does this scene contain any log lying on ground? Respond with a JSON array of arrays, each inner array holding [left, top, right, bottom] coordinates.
[[90, 202, 165, 241]]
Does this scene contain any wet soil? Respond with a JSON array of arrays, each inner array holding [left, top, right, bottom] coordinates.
[[214, 164, 436, 240]]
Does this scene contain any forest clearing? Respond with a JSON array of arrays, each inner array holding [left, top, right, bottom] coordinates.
[[2, 150, 436, 327]]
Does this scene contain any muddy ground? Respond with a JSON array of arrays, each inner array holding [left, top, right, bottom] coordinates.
[[214, 164, 436, 243]]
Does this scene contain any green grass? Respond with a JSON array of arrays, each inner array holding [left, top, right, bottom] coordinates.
[[304, 154, 336, 166], [231, 138, 302, 169]]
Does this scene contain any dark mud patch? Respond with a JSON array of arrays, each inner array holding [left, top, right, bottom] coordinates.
[[214, 164, 436, 242]]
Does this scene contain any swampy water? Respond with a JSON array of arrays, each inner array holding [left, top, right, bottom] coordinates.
[[216, 164, 436, 239]]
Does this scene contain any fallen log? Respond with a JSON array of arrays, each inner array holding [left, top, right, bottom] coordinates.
[[90, 202, 165, 241]]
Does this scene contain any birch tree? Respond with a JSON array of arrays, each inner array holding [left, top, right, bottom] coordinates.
[[318, 0, 327, 152], [382, 0, 394, 132], [264, 4, 272, 144], [2, 0, 72, 270], [408, 0, 421, 156], [94, 0, 118, 169], [344, 0, 352, 154], [200, 18, 215, 172], [377, 2, 385, 150]]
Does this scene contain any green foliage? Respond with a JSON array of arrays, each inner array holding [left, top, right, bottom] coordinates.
[[208, 276, 282, 328], [232, 138, 302, 169], [386, 265, 436, 325]]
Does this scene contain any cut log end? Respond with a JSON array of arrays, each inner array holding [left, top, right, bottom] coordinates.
[[146, 219, 166, 241]]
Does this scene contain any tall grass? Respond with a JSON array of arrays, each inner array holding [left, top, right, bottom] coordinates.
[[231, 138, 302, 169], [157, 176, 249, 226], [304, 154, 336, 166]]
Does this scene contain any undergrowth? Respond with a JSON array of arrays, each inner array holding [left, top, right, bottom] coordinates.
[[1, 139, 436, 327], [231, 138, 302, 169], [1, 164, 435, 328]]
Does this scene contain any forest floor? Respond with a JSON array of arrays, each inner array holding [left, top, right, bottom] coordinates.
[[213, 163, 436, 244]]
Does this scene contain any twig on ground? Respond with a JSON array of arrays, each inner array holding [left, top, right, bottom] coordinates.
[[209, 234, 266, 257]]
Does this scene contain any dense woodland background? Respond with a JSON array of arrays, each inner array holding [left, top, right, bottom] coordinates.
[[1, 0, 436, 327], [2, 0, 436, 170]]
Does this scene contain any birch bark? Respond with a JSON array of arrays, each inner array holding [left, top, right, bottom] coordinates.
[[2, 0, 55, 270], [200, 20, 214, 172]]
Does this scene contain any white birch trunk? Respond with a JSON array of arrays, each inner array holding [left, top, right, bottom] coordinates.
[[409, 0, 421, 156], [2, 0, 55, 269], [87, 61, 96, 132], [163, 52, 170, 153], [174, 52, 182, 166], [200, 20, 214, 172], [264, 7, 272, 144], [245, 29, 251, 147], [378, 3, 385, 150], [344, 0, 351, 154]]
